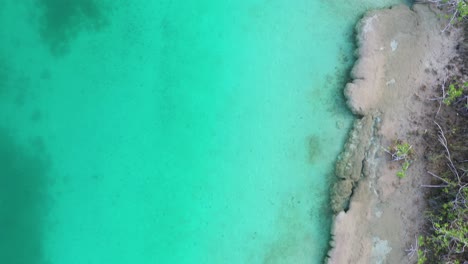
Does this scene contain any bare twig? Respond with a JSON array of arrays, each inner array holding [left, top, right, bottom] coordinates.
[[434, 121, 461, 183], [430, 71, 448, 117], [428, 171, 452, 184], [442, 9, 459, 33], [405, 236, 419, 259]]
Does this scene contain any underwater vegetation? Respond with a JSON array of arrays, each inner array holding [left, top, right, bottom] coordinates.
[[34, 0, 108, 56], [0, 129, 51, 264]]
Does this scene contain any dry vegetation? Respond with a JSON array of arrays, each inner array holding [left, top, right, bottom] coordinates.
[[411, 7, 468, 262]]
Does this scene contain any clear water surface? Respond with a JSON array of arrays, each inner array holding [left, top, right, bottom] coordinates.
[[0, 0, 407, 263]]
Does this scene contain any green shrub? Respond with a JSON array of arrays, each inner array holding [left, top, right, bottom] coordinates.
[[457, 0, 468, 21], [417, 236, 427, 264], [443, 83, 465, 105]]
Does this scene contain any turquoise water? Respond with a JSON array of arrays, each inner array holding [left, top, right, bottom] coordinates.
[[0, 0, 407, 263]]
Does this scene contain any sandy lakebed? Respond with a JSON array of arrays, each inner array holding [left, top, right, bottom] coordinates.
[[326, 4, 462, 264]]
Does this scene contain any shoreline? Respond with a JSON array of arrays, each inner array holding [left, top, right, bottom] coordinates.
[[326, 4, 461, 263]]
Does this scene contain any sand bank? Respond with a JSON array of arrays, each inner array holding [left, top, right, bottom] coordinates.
[[327, 4, 461, 263]]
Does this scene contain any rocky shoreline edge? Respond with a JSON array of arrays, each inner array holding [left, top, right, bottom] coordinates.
[[325, 4, 462, 263]]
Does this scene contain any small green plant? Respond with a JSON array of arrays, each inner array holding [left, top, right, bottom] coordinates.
[[395, 142, 412, 160], [443, 82, 465, 105], [417, 236, 427, 264], [397, 160, 411, 178], [383, 140, 414, 178]]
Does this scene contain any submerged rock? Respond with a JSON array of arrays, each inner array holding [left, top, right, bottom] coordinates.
[[331, 112, 381, 213]]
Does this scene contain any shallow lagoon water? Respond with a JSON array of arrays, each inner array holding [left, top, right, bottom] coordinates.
[[0, 0, 407, 263]]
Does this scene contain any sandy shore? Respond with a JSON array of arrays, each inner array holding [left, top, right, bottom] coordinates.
[[327, 4, 461, 263]]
